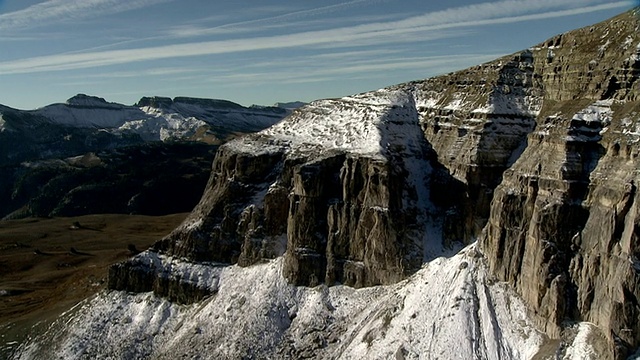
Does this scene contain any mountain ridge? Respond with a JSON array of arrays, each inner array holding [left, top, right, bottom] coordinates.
[[0, 95, 295, 219]]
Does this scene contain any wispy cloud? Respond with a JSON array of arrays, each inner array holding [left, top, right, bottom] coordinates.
[[162, 1, 399, 39], [0, 0, 632, 75], [77, 67, 207, 79], [206, 53, 503, 87], [0, 0, 173, 30], [178, 0, 386, 35], [164, 13, 402, 39]]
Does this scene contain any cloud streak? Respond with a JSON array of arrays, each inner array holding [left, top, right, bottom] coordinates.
[[0, 0, 633, 75], [0, 0, 173, 30], [163, 0, 394, 38], [207, 53, 504, 86]]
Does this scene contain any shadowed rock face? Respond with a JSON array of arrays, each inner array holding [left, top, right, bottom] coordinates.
[[109, 8, 640, 357], [398, 49, 542, 245]]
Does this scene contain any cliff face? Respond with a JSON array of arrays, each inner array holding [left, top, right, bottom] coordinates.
[[397, 49, 543, 245], [151, 90, 435, 288], [481, 9, 640, 358], [107, 8, 640, 357]]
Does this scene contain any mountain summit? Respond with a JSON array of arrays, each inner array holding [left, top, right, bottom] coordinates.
[[13, 8, 640, 360]]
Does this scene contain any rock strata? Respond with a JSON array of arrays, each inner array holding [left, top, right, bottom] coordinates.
[[480, 9, 640, 358], [108, 251, 216, 304]]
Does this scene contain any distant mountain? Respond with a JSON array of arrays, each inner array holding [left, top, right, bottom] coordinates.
[[32, 94, 289, 142], [0, 95, 292, 219], [1, 143, 217, 220], [0, 94, 291, 166], [273, 101, 307, 110], [0, 104, 142, 168]]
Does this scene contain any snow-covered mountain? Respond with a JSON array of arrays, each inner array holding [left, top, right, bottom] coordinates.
[[0, 94, 292, 166], [9, 7, 640, 360], [32, 94, 290, 142]]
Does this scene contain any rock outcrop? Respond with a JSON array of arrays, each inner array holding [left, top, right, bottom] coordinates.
[[108, 7, 640, 358], [152, 90, 434, 288], [108, 251, 216, 304]]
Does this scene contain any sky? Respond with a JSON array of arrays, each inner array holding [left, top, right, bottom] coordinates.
[[0, 0, 637, 109]]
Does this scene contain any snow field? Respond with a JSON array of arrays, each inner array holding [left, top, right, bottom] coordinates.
[[16, 245, 547, 360]]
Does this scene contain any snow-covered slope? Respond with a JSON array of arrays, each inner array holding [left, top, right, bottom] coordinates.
[[15, 245, 549, 360], [262, 90, 420, 156]]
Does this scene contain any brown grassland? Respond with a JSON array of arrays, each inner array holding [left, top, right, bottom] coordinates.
[[0, 213, 187, 357]]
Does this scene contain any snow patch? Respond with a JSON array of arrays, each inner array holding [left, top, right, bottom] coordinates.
[[623, 36, 634, 48], [118, 107, 208, 141], [621, 114, 640, 141], [562, 323, 598, 360], [598, 39, 611, 53], [241, 89, 418, 158], [472, 93, 541, 117], [572, 100, 613, 125]]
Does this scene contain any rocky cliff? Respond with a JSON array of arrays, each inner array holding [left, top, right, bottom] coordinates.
[[105, 8, 640, 358], [479, 9, 640, 359], [150, 90, 436, 288]]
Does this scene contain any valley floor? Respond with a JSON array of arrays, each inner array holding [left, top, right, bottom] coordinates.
[[0, 214, 188, 358]]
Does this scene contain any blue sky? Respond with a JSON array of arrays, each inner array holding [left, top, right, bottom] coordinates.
[[0, 0, 636, 109]]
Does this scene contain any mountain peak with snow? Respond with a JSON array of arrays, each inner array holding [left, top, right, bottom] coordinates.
[[13, 95, 291, 142]]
